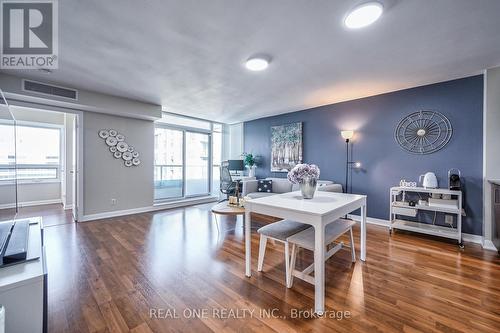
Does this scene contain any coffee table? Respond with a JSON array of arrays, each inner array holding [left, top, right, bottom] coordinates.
[[211, 202, 246, 232]]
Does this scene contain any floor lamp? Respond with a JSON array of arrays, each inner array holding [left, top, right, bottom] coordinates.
[[341, 130, 361, 194]]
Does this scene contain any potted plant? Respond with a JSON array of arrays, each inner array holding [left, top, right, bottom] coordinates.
[[287, 163, 321, 199], [242, 152, 257, 177]]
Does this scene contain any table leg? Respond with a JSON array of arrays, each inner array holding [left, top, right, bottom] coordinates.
[[245, 209, 251, 277], [361, 204, 367, 261], [314, 224, 325, 314]]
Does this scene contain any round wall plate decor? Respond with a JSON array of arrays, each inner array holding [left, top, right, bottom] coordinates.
[[109, 130, 117, 137], [109, 146, 117, 153], [127, 146, 134, 152], [98, 129, 109, 139], [106, 136, 118, 146], [116, 142, 129, 152], [132, 151, 139, 158], [122, 152, 133, 161], [114, 151, 122, 159], [394, 111, 452, 155], [116, 134, 125, 142], [125, 160, 133, 167], [132, 158, 141, 166]]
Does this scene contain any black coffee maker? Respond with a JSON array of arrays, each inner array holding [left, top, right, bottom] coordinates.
[[448, 168, 461, 190]]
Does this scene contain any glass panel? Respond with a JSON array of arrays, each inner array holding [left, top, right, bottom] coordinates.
[[15, 126, 60, 165], [154, 128, 183, 200], [0, 90, 17, 221], [185, 132, 209, 196], [211, 131, 222, 195], [0, 167, 57, 181], [156, 113, 211, 130]]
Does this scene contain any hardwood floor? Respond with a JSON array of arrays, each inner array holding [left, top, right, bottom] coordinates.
[[0, 203, 74, 227], [43, 203, 500, 333]]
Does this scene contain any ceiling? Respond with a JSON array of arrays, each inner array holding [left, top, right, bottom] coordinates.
[[3, 0, 500, 123]]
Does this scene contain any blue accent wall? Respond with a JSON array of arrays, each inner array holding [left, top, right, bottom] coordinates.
[[244, 75, 484, 235]]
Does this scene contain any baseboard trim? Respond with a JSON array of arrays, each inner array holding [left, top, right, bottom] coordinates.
[[347, 214, 487, 248], [482, 239, 498, 252], [0, 199, 62, 210], [80, 196, 218, 222], [63, 204, 73, 210], [347, 214, 389, 227]]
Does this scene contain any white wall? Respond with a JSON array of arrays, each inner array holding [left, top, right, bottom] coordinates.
[[229, 123, 244, 159], [1, 73, 162, 219], [83, 112, 154, 215], [483, 66, 500, 249]]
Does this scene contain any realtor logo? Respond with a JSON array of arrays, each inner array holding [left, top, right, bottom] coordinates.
[[1, 0, 58, 69]]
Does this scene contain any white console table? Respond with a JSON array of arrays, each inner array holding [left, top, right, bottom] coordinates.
[[389, 187, 463, 247], [0, 218, 46, 333]]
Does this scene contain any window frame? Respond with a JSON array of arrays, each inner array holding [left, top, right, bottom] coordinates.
[[0, 120, 63, 185], [154, 113, 222, 203]]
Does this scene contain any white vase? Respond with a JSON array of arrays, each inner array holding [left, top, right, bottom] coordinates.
[[248, 165, 256, 178]]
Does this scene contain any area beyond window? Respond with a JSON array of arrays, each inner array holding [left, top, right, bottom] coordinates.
[[0, 122, 62, 183], [154, 113, 223, 202]]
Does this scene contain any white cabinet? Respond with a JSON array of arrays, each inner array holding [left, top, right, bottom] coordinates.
[[0, 219, 46, 333]]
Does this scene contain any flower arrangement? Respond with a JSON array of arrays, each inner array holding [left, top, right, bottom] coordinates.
[[287, 163, 320, 184]]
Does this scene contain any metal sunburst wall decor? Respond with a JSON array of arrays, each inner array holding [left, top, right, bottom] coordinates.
[[394, 111, 453, 155], [98, 129, 141, 167]]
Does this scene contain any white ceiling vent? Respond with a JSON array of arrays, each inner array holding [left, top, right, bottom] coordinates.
[[22, 80, 78, 100]]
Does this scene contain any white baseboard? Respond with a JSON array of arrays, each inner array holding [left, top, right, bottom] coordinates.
[[80, 196, 217, 222], [347, 214, 487, 248], [347, 214, 389, 227], [482, 239, 498, 252], [63, 204, 73, 210], [0, 199, 62, 210], [80, 206, 156, 222]]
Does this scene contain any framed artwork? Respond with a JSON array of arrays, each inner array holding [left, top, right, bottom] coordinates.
[[270, 122, 302, 172]]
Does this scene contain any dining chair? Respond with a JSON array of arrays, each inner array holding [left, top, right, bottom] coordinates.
[[285, 218, 356, 288], [257, 220, 311, 283]]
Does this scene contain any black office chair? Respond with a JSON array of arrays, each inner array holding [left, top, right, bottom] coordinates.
[[219, 161, 238, 202]]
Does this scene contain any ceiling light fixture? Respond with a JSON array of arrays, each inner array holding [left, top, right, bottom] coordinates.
[[344, 2, 383, 29], [245, 56, 270, 71]]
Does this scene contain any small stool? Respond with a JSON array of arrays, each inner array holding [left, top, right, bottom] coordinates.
[[257, 220, 311, 283], [286, 219, 356, 288]]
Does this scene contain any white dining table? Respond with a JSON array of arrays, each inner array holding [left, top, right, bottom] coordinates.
[[244, 191, 367, 314]]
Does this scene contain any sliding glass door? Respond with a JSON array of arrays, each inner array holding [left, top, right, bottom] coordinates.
[[185, 132, 210, 196], [154, 127, 211, 201], [154, 128, 184, 200]]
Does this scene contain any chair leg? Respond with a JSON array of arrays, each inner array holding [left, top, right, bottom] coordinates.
[[287, 243, 297, 288], [349, 227, 356, 262], [257, 235, 267, 271], [284, 241, 290, 286]]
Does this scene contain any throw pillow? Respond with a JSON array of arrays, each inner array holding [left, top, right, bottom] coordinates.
[[257, 180, 273, 193]]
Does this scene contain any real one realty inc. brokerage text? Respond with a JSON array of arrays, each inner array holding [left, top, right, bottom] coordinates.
[[149, 308, 352, 320]]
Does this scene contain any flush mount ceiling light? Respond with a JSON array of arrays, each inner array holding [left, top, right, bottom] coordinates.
[[245, 56, 270, 71], [344, 2, 383, 29]]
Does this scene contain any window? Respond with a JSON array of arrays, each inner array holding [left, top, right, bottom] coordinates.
[[154, 113, 223, 201], [0, 122, 62, 182]]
